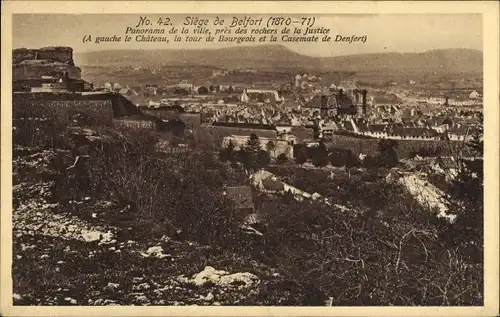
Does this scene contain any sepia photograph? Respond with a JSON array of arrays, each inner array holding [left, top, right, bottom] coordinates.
[[1, 1, 499, 316]]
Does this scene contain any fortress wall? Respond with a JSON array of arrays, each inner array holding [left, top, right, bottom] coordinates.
[[13, 94, 115, 126]]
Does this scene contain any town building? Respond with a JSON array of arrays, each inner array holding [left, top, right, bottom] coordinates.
[[178, 80, 194, 91], [304, 88, 371, 117], [224, 186, 255, 215]]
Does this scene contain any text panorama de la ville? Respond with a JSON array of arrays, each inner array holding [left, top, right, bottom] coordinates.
[[83, 16, 368, 45]]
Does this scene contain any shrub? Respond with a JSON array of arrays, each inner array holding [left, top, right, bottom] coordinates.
[[61, 130, 244, 244], [276, 153, 289, 164], [13, 119, 68, 149], [311, 141, 329, 167], [258, 180, 483, 306], [294, 145, 308, 164], [378, 139, 398, 168], [329, 148, 359, 167]]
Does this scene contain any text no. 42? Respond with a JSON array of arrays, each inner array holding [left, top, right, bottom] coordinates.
[[135, 16, 172, 28]]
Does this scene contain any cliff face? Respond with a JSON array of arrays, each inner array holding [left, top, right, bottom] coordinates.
[[13, 64, 82, 80], [12, 46, 83, 81], [13, 47, 75, 66]]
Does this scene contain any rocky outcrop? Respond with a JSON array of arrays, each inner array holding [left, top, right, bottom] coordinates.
[[13, 47, 75, 66], [386, 170, 456, 222], [13, 64, 82, 81], [12, 46, 82, 84]]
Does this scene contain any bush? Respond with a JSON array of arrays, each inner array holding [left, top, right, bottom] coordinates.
[[438, 116, 483, 264], [276, 153, 289, 164], [294, 145, 308, 164], [362, 155, 381, 168], [410, 145, 443, 158], [311, 141, 329, 167], [258, 181, 483, 306], [329, 148, 360, 167], [13, 119, 68, 149], [378, 139, 398, 168], [62, 130, 244, 244]]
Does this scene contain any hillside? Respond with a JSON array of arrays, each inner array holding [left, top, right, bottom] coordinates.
[[75, 45, 482, 74], [12, 95, 483, 306]]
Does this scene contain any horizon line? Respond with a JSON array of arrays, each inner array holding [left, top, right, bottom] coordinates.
[[13, 44, 483, 59]]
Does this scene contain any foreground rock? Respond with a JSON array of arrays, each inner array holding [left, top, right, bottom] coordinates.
[[188, 266, 260, 288], [13, 196, 115, 244]]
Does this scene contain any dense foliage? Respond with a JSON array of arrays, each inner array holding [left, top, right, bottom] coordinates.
[[54, 129, 244, 245], [258, 196, 483, 306], [219, 133, 271, 172], [438, 114, 484, 264]]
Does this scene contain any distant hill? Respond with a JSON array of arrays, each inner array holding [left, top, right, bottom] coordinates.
[[75, 45, 482, 75]]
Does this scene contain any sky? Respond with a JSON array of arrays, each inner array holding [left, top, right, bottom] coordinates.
[[12, 14, 482, 57]]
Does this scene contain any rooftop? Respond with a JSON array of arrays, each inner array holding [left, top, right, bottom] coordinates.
[[225, 186, 254, 210]]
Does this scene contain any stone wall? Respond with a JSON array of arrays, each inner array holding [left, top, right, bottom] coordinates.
[[199, 124, 277, 146], [112, 118, 157, 130], [13, 99, 114, 127], [12, 93, 141, 127]]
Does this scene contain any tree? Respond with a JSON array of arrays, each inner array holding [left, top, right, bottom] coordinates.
[[245, 133, 262, 154], [312, 122, 321, 139], [257, 168, 484, 306], [233, 148, 247, 168], [345, 149, 359, 168], [377, 139, 398, 168], [233, 134, 264, 173], [165, 119, 185, 139], [312, 140, 329, 167], [295, 145, 308, 165], [197, 86, 209, 94], [362, 155, 381, 168], [256, 150, 271, 169], [266, 140, 276, 158], [237, 149, 254, 173], [440, 114, 483, 263], [345, 149, 360, 179], [185, 134, 197, 149], [277, 153, 289, 164], [219, 140, 236, 162], [174, 88, 189, 95], [226, 139, 236, 157], [329, 148, 349, 167]]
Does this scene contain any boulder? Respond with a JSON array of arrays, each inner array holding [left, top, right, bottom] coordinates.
[[133, 283, 151, 291], [190, 266, 260, 288], [204, 292, 214, 301], [219, 272, 260, 288], [146, 246, 163, 255], [191, 266, 228, 286], [104, 282, 120, 292], [141, 245, 171, 259]]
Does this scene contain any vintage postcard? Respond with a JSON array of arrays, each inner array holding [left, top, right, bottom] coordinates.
[[1, 1, 499, 316]]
